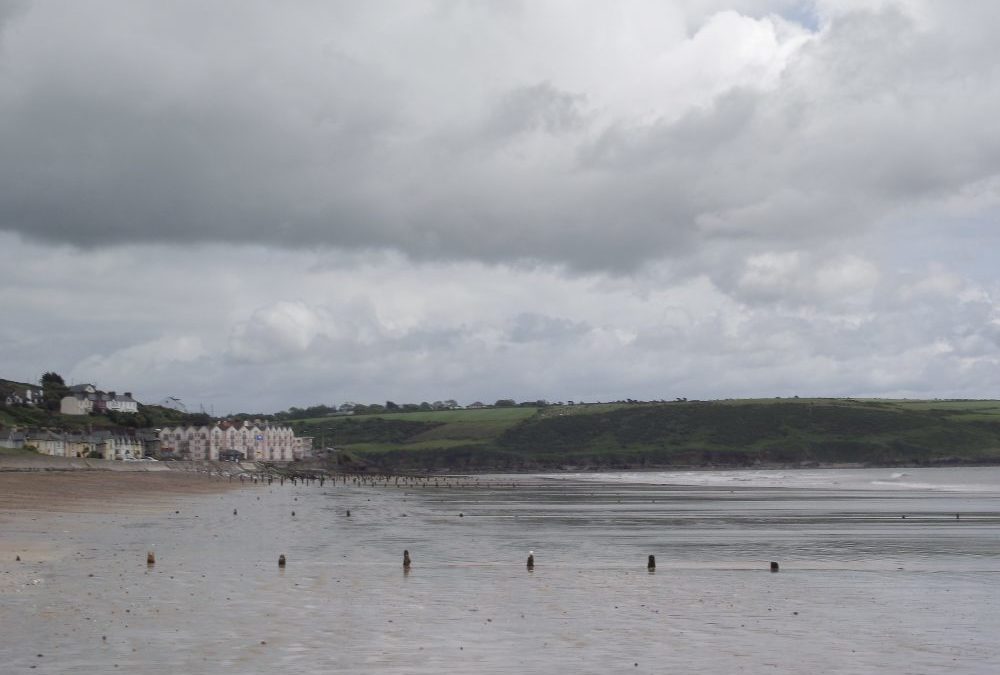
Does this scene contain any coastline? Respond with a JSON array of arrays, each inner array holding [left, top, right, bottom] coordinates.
[[5, 451, 1000, 478]]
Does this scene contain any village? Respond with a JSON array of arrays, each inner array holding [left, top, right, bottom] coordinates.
[[0, 377, 313, 463]]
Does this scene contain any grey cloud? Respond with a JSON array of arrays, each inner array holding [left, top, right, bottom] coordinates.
[[507, 312, 590, 343], [484, 82, 587, 138], [0, 2, 999, 280], [580, 88, 758, 169], [0, 0, 26, 28]]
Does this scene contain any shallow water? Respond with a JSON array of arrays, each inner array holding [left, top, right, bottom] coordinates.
[[3, 467, 1000, 674]]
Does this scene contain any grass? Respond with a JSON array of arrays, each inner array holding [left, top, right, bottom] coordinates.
[[0, 406, 120, 429], [0, 446, 38, 455], [336, 397, 1000, 471], [341, 439, 489, 454], [291, 407, 541, 453], [536, 403, 634, 418]]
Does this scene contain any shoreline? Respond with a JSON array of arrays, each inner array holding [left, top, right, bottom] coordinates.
[[4, 452, 1000, 476]]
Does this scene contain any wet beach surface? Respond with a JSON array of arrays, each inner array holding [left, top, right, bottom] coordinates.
[[2, 467, 999, 674]]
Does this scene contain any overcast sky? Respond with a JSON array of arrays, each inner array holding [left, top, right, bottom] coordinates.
[[2, 0, 999, 413]]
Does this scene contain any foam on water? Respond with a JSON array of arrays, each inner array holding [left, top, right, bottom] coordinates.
[[546, 466, 1000, 493]]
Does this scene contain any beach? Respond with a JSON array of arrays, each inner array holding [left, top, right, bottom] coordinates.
[[0, 469, 237, 590], [2, 466, 999, 674]]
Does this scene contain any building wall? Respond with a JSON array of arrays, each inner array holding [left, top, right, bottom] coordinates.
[[60, 395, 92, 415], [158, 423, 300, 461], [107, 398, 138, 414]]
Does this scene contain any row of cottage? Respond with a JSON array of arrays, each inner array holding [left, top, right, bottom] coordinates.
[[1, 421, 313, 462], [158, 421, 312, 462], [1, 429, 155, 460]]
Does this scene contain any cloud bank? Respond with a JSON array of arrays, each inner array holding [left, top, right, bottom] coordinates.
[[1, 1, 996, 272], [1, 1, 999, 411]]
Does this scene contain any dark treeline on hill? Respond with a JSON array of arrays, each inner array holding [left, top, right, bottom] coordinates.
[[253, 398, 551, 421], [289, 399, 1000, 472]]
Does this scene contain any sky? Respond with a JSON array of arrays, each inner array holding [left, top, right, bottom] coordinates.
[[1, 0, 999, 414]]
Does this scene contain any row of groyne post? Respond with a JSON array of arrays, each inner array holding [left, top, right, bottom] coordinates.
[[176, 460, 518, 491], [142, 547, 777, 573], [152, 463, 786, 573], [159, 462, 965, 578]]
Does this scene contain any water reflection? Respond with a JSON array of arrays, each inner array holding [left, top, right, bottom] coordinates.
[[2, 468, 1000, 674]]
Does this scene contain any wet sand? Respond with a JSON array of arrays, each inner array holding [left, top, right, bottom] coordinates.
[[0, 470, 237, 564], [2, 468, 999, 673], [0, 469, 236, 512]]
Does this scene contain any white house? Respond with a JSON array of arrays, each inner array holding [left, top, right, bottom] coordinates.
[[159, 421, 301, 461], [106, 392, 139, 414]]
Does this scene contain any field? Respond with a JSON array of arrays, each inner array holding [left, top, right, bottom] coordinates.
[[288, 406, 539, 454], [290, 399, 1000, 471]]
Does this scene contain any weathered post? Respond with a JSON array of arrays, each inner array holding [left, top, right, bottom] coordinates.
[[278, 554, 286, 568], [147, 551, 156, 566], [403, 550, 411, 570], [647, 555, 655, 571], [527, 551, 534, 570], [770, 561, 779, 573]]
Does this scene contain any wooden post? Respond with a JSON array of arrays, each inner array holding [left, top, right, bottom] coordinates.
[[770, 561, 779, 572], [526, 551, 534, 570], [403, 550, 411, 570], [647, 555, 655, 571]]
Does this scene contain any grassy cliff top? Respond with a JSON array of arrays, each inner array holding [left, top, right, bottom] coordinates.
[[290, 398, 1000, 471]]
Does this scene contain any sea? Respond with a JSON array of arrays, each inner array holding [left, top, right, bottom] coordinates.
[[3, 466, 1000, 674]]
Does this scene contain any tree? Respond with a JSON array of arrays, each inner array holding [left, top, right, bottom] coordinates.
[[41, 372, 65, 386], [40, 371, 69, 411], [495, 399, 516, 407], [385, 401, 400, 411]]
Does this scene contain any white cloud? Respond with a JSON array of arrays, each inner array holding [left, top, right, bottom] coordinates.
[[69, 335, 209, 401], [2, 3, 1000, 410], [227, 301, 333, 364]]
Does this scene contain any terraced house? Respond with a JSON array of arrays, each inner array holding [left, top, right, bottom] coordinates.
[[0, 429, 151, 459], [158, 420, 310, 462]]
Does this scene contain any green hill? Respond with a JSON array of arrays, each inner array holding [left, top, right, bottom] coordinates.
[[290, 399, 1000, 471], [0, 398, 213, 430]]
